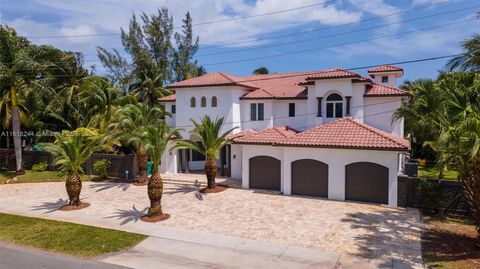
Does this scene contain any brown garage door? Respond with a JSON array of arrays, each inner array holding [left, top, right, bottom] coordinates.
[[345, 162, 388, 204], [249, 156, 281, 191], [291, 159, 328, 197]]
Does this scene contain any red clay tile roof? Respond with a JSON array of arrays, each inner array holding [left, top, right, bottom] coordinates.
[[165, 68, 406, 100], [166, 72, 259, 89], [304, 69, 361, 80], [227, 129, 258, 141], [364, 83, 409, 97], [231, 126, 298, 145], [368, 65, 404, 73], [276, 118, 409, 151], [158, 94, 176, 102]]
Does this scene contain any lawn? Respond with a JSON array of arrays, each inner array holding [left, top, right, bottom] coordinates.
[[422, 214, 480, 269], [418, 165, 459, 181], [0, 170, 93, 184], [0, 213, 146, 258]]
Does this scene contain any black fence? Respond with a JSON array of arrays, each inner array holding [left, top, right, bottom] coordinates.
[[398, 175, 470, 214], [0, 148, 137, 181]]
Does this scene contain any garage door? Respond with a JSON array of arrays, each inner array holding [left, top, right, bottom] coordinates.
[[345, 162, 388, 204], [291, 159, 328, 197], [249, 156, 281, 191]]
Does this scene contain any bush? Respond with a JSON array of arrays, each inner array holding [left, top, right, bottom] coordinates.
[[93, 159, 111, 179], [32, 162, 49, 172]]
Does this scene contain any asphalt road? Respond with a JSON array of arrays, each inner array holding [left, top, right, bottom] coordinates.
[[0, 242, 130, 269]]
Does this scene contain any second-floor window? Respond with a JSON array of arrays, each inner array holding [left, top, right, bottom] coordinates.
[[211, 96, 217, 107], [250, 103, 264, 121], [289, 103, 295, 117], [326, 93, 343, 118], [172, 104, 176, 114], [190, 97, 196, 107], [382, 76, 389, 83], [201, 96, 207, 107]]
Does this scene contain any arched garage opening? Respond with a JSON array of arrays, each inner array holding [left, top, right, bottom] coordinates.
[[249, 156, 281, 191], [345, 162, 389, 204], [291, 159, 328, 197]]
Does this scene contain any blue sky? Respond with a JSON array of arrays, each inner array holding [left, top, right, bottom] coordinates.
[[1, 0, 479, 84]]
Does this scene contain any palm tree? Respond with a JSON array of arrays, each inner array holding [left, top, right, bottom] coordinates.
[[41, 128, 102, 207], [172, 116, 236, 189], [108, 103, 167, 184], [429, 72, 480, 246], [447, 34, 480, 71], [128, 122, 177, 219], [0, 25, 41, 174]]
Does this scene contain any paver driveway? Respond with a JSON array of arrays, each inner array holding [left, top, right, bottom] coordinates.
[[0, 173, 422, 268]]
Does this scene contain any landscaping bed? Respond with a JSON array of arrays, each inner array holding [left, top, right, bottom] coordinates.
[[0, 213, 146, 258], [422, 214, 480, 269]]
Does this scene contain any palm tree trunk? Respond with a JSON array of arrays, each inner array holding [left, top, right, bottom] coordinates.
[[10, 86, 24, 175], [136, 147, 148, 183], [460, 156, 480, 248], [66, 172, 82, 206], [204, 158, 217, 189], [147, 172, 163, 217]]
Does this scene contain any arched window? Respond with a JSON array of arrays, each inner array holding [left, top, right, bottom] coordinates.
[[190, 97, 196, 108], [211, 96, 217, 107], [326, 93, 343, 118], [201, 96, 207, 107]]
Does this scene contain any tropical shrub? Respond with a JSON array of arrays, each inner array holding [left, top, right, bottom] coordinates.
[[32, 162, 49, 172], [93, 159, 111, 179]]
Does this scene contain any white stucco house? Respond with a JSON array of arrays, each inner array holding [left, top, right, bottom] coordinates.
[[158, 65, 410, 206]]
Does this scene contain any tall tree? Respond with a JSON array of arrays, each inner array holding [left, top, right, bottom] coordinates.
[[173, 12, 201, 82], [448, 34, 480, 71], [253, 67, 269, 75], [98, 9, 204, 104], [0, 25, 41, 174]]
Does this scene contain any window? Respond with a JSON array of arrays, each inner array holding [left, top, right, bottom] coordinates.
[[381, 76, 389, 83], [288, 103, 295, 117], [201, 96, 207, 107], [317, 97, 323, 117], [172, 104, 176, 114], [190, 97, 196, 107], [250, 103, 264, 121], [250, 103, 257, 121], [211, 96, 217, 107], [326, 93, 343, 118]]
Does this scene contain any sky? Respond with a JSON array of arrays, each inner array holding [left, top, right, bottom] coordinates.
[[1, 0, 479, 84]]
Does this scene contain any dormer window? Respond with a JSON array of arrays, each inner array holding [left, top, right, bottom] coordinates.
[[201, 96, 207, 107], [326, 93, 343, 118], [190, 97, 196, 107], [381, 76, 389, 83]]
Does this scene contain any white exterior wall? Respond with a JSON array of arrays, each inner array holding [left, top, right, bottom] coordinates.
[[306, 79, 362, 130], [272, 100, 307, 130], [160, 141, 177, 174], [175, 86, 246, 136], [240, 144, 401, 206], [240, 99, 274, 131], [371, 72, 402, 87], [230, 144, 242, 179], [364, 97, 404, 136], [159, 102, 176, 127]]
